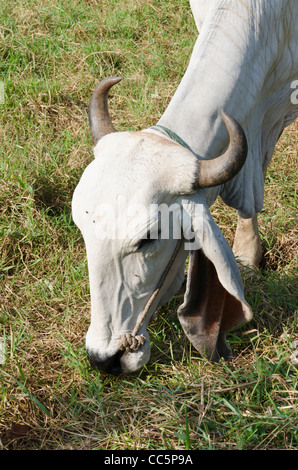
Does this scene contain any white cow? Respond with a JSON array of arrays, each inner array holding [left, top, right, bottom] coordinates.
[[72, 0, 298, 374]]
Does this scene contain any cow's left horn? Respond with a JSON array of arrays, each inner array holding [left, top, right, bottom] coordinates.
[[195, 111, 248, 188], [89, 76, 122, 144]]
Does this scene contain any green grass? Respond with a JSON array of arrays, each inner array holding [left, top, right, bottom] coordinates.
[[0, 0, 297, 450]]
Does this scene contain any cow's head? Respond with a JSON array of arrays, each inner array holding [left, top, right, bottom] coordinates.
[[72, 77, 252, 374]]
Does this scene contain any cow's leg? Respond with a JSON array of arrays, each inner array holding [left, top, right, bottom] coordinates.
[[232, 213, 263, 269]]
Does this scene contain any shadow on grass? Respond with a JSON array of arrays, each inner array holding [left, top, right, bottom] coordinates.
[[33, 174, 75, 218]]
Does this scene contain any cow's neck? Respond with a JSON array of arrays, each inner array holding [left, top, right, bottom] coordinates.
[[157, 3, 272, 160]]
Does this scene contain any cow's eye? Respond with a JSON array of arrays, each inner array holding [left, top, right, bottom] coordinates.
[[137, 230, 161, 250], [138, 237, 155, 250]]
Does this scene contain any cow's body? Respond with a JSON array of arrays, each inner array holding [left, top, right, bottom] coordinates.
[[160, 0, 298, 217], [72, 0, 298, 374]]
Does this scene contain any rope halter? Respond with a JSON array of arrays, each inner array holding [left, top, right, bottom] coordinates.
[[118, 125, 190, 354], [118, 239, 182, 353]]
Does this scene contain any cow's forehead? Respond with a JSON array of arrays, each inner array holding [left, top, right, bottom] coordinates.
[[72, 131, 198, 246], [79, 155, 166, 209], [91, 131, 197, 199], [85, 135, 157, 201], [73, 134, 175, 244]]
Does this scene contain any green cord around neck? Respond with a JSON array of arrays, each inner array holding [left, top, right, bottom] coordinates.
[[153, 124, 193, 152]]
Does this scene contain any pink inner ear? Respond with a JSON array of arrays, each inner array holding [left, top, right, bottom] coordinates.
[[178, 249, 249, 361]]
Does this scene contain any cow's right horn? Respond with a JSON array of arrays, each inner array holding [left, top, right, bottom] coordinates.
[[89, 76, 122, 145], [195, 111, 248, 188]]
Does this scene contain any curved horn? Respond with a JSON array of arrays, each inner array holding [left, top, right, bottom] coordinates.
[[195, 111, 248, 188], [89, 76, 122, 145]]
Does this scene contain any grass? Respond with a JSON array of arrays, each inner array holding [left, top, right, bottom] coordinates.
[[0, 0, 297, 450]]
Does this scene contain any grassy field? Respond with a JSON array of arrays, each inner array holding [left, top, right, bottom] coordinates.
[[0, 0, 297, 450]]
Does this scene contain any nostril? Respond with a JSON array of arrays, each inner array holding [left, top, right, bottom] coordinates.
[[109, 351, 123, 374], [87, 350, 124, 375]]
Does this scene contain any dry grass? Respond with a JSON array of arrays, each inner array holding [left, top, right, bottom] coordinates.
[[0, 0, 297, 451]]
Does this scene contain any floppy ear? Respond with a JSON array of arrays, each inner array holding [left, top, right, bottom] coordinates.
[[178, 195, 252, 362]]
